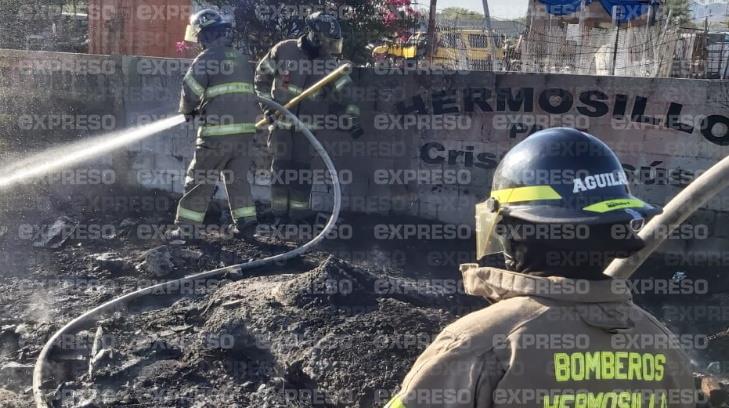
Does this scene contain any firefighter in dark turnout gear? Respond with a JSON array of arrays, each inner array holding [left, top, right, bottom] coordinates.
[[172, 9, 262, 239], [254, 12, 362, 220], [386, 128, 695, 408]]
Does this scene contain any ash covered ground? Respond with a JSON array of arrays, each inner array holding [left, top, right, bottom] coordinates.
[[0, 186, 728, 407]]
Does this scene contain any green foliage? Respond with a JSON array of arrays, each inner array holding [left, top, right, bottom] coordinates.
[[437, 7, 484, 21], [663, 0, 694, 28]]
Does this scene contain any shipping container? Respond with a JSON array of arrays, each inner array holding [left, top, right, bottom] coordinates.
[[88, 0, 194, 58]]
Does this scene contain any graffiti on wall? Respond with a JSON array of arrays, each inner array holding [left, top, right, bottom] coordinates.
[[395, 87, 729, 144]]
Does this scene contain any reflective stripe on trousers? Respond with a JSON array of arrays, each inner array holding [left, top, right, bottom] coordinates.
[[232, 206, 257, 219], [177, 206, 206, 223], [175, 136, 259, 225], [199, 123, 258, 137]]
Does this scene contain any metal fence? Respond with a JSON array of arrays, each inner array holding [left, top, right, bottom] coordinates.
[[432, 17, 729, 79]]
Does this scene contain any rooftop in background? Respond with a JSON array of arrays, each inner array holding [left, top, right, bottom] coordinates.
[[442, 0, 530, 19], [436, 17, 526, 37]]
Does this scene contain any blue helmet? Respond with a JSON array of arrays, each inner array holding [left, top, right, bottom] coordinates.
[[476, 127, 660, 262], [184, 9, 232, 44], [305, 12, 343, 56]]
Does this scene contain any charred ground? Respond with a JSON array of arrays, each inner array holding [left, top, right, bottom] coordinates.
[[0, 186, 727, 407]]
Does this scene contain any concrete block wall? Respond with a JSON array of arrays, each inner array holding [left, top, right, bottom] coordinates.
[[2, 49, 729, 256]]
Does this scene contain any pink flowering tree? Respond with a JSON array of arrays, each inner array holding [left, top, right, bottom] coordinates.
[[202, 0, 424, 63], [381, 0, 423, 42]]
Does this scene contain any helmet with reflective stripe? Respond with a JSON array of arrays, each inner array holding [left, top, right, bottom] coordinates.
[[476, 127, 660, 263], [185, 9, 232, 44], [305, 11, 343, 56]]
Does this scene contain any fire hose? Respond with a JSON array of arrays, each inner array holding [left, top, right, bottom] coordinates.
[[32, 96, 342, 407], [604, 154, 729, 279], [254, 63, 352, 129]]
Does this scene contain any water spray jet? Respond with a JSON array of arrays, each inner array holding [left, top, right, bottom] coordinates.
[[0, 115, 185, 189], [32, 97, 342, 408]]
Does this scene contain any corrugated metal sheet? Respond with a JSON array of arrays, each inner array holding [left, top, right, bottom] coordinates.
[[88, 0, 193, 58]]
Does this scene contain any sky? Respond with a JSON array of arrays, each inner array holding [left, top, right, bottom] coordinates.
[[435, 0, 530, 19]]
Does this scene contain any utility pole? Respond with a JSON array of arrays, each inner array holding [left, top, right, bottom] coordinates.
[[576, 0, 587, 73], [654, 8, 672, 77], [481, 0, 498, 70], [576, 0, 587, 47], [611, 5, 620, 75], [427, 0, 437, 60]]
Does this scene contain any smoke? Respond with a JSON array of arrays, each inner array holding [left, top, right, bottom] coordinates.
[[0, 115, 185, 190], [27, 290, 54, 324]]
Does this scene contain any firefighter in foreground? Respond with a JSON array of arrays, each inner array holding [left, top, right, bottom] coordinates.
[[254, 12, 362, 222], [170, 9, 261, 240], [386, 128, 695, 407]]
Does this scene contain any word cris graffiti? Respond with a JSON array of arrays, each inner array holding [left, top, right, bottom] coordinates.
[[395, 88, 729, 145], [419, 143, 703, 188], [419, 142, 499, 170]]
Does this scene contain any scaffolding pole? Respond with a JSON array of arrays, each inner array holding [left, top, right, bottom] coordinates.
[[427, 0, 437, 61], [481, 0, 499, 70]]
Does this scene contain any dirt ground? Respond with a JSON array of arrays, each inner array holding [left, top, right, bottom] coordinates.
[[0, 187, 727, 407]]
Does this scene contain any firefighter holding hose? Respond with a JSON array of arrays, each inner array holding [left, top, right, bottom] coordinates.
[[386, 128, 695, 407], [169, 9, 262, 240], [254, 11, 363, 223]]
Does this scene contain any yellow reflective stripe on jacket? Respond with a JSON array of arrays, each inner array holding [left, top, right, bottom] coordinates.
[[289, 199, 309, 210], [491, 185, 561, 203], [232, 206, 257, 219], [177, 206, 206, 223], [384, 396, 407, 408], [184, 74, 205, 97], [334, 74, 352, 91], [199, 123, 257, 136], [346, 104, 360, 116], [207, 82, 254, 98], [277, 84, 322, 100], [284, 84, 304, 95], [583, 198, 646, 213]]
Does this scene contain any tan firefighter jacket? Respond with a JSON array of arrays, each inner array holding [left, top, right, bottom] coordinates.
[[386, 265, 696, 408], [179, 42, 259, 138], [253, 36, 360, 131]]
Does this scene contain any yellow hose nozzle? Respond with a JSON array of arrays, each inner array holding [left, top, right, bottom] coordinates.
[[255, 63, 353, 129]]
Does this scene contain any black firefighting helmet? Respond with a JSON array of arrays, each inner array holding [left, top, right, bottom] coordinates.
[[305, 12, 343, 56], [185, 9, 232, 45], [476, 127, 661, 261]]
